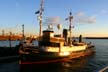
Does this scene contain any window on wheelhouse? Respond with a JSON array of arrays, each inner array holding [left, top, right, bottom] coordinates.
[[39, 41, 60, 47]]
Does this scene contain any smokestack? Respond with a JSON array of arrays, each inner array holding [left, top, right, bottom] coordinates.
[[79, 35, 82, 43]]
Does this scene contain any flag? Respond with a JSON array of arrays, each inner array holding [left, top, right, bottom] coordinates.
[[35, 10, 40, 14], [35, 9, 44, 14], [65, 18, 68, 20]]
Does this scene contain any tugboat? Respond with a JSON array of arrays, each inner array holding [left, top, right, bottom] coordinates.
[[19, 0, 95, 64]]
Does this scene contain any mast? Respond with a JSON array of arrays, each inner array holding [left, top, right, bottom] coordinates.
[[39, 0, 44, 36], [9, 32, 12, 48], [68, 11, 73, 46], [22, 24, 25, 40], [2, 30, 4, 36]]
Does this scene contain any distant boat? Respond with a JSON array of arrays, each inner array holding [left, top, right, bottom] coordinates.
[[19, 0, 95, 64]]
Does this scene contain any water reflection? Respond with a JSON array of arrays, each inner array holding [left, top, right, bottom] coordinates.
[[20, 57, 89, 72], [61, 57, 88, 72]]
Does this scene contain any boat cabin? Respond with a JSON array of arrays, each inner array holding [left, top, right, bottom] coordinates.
[[39, 30, 64, 47]]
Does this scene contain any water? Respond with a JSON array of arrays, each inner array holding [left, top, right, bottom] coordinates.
[[0, 40, 38, 47], [0, 39, 108, 72], [0, 62, 19, 72], [0, 40, 20, 47]]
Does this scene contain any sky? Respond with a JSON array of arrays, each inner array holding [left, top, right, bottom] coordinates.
[[0, 0, 108, 37]]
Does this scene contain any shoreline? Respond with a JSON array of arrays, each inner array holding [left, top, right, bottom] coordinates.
[[85, 37, 108, 39]]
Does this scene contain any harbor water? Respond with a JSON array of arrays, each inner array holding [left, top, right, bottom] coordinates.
[[0, 39, 108, 72]]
